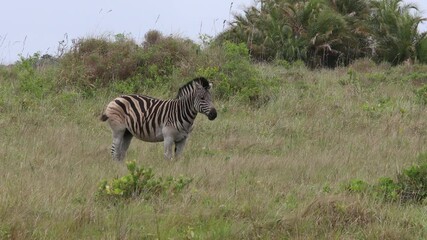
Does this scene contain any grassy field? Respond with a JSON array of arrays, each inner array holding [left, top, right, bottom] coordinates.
[[1, 60, 427, 239]]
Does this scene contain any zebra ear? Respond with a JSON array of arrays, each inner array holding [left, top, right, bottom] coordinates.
[[209, 82, 213, 89]]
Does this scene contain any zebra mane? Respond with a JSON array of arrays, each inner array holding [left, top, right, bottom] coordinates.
[[177, 77, 210, 98]]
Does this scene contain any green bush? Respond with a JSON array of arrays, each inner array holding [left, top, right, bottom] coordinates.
[[361, 97, 393, 118], [401, 72, 427, 84], [59, 32, 200, 91], [216, 42, 264, 104], [110, 74, 145, 94], [414, 84, 427, 105], [140, 30, 199, 82], [12, 32, 274, 106], [416, 35, 427, 64], [344, 156, 427, 203], [397, 163, 427, 202], [59, 35, 142, 87], [14, 53, 55, 99], [344, 179, 369, 193], [373, 177, 400, 202], [96, 160, 192, 201]]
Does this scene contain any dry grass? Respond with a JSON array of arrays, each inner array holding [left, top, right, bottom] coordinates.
[[1, 64, 427, 239]]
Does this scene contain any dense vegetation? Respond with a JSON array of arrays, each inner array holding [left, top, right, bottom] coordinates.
[[1, 0, 427, 238], [219, 0, 427, 67]]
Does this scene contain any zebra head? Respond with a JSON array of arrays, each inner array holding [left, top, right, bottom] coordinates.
[[191, 77, 217, 120]]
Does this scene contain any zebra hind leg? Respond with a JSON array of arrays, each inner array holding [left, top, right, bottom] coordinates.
[[120, 130, 133, 161], [111, 128, 130, 161]]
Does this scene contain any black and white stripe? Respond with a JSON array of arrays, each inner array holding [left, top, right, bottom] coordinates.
[[101, 77, 217, 161]]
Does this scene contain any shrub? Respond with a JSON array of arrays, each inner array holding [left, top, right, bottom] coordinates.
[[344, 179, 369, 193], [361, 97, 393, 118], [417, 37, 427, 64], [373, 177, 400, 202], [348, 58, 379, 73], [301, 196, 374, 230], [339, 68, 359, 86], [110, 74, 145, 94], [191, 41, 268, 105], [59, 35, 142, 87], [397, 162, 427, 202], [414, 84, 427, 104], [59, 32, 200, 91], [140, 31, 200, 82], [14, 53, 55, 99], [344, 156, 427, 203], [96, 160, 192, 201]]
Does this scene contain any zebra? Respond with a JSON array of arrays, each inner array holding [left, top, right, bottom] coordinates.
[[100, 77, 217, 161]]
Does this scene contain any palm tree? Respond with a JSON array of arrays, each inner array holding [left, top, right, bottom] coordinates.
[[217, 0, 426, 67], [370, 0, 426, 64]]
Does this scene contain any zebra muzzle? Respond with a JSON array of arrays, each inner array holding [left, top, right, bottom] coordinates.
[[207, 108, 217, 120]]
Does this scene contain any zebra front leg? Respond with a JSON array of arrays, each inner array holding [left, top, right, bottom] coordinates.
[[174, 138, 188, 159], [163, 137, 174, 160]]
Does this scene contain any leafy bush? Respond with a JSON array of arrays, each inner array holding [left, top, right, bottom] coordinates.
[[414, 84, 427, 105], [192, 41, 269, 105], [141, 30, 199, 81], [96, 160, 192, 201], [372, 177, 400, 202], [417, 37, 427, 64], [59, 32, 200, 91], [361, 97, 393, 118], [344, 179, 369, 193], [345, 156, 427, 203], [222, 42, 258, 97], [397, 163, 427, 202], [59, 35, 142, 87], [339, 68, 359, 86], [110, 74, 145, 94], [348, 58, 380, 73], [13, 32, 274, 106], [14, 53, 55, 98], [219, 0, 426, 67], [365, 72, 387, 83]]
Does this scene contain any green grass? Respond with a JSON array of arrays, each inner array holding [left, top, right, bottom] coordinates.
[[1, 62, 427, 239]]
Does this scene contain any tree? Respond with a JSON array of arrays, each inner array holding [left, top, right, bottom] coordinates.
[[370, 0, 426, 65], [218, 0, 426, 67]]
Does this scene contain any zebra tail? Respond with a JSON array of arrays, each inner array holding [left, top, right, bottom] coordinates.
[[100, 113, 109, 122]]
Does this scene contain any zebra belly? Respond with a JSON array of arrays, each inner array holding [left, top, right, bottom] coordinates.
[[131, 128, 164, 143]]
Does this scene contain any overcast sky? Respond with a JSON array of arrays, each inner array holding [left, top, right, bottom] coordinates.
[[1, 0, 426, 64]]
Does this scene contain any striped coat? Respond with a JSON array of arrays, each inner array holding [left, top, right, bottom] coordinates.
[[101, 77, 217, 161]]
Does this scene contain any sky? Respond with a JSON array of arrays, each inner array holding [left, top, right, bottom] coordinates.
[[1, 0, 426, 64]]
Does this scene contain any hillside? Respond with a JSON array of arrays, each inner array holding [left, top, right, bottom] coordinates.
[[1, 44, 427, 238]]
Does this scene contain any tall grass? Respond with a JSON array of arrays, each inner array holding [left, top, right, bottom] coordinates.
[[1, 54, 427, 239]]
